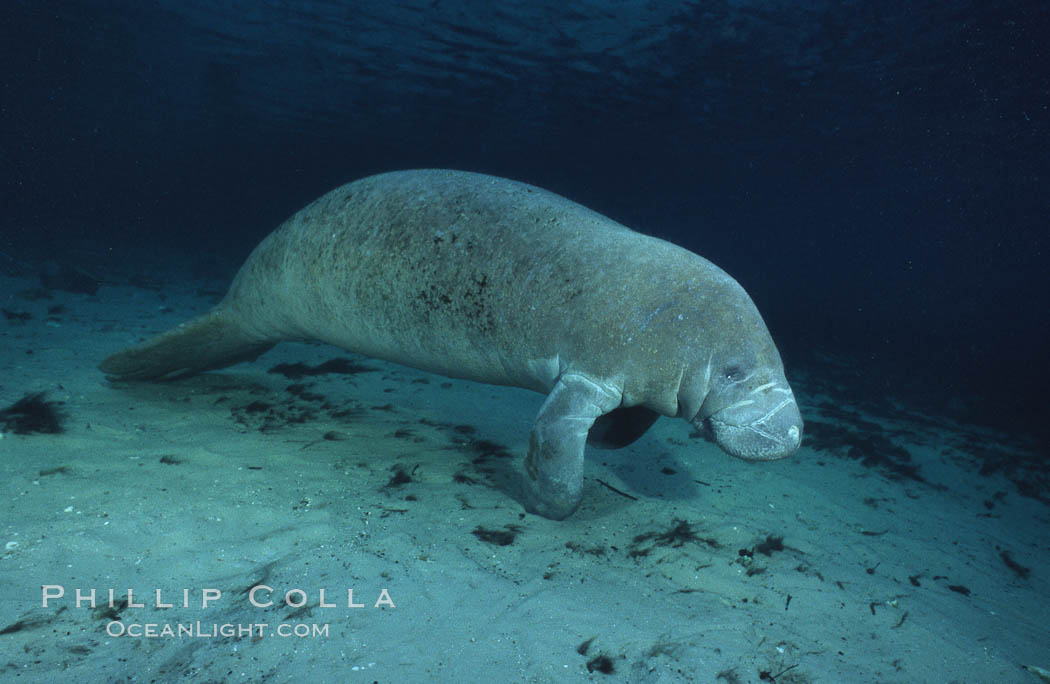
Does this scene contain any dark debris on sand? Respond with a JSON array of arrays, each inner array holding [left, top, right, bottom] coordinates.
[[268, 358, 375, 380], [805, 405, 927, 484], [0, 392, 66, 435]]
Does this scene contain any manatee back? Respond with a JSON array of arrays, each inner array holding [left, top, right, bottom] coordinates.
[[102, 169, 761, 406], [233, 169, 732, 394]]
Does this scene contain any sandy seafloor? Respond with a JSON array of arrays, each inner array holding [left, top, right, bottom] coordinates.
[[0, 255, 1047, 684]]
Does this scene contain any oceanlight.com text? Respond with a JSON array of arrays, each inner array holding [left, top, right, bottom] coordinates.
[[106, 621, 330, 638]]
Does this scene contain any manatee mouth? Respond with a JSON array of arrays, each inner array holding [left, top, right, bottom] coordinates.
[[706, 396, 803, 461]]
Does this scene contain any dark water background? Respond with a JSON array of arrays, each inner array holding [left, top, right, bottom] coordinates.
[[3, 1, 1048, 449]]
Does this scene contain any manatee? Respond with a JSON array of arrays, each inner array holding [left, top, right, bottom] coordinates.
[[100, 169, 802, 519]]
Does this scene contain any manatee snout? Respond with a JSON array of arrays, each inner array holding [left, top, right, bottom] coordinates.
[[704, 390, 803, 462]]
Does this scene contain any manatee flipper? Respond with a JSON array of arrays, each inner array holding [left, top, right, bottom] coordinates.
[[523, 374, 622, 519], [587, 405, 661, 449], [99, 308, 274, 381]]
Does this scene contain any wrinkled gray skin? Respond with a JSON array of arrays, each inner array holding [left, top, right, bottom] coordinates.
[[100, 169, 802, 519]]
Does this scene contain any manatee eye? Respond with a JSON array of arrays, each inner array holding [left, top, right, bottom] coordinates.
[[723, 365, 743, 382]]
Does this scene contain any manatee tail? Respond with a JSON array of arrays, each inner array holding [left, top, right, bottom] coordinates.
[[99, 308, 275, 381]]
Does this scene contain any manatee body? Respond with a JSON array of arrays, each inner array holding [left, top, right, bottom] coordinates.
[[100, 169, 802, 519]]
